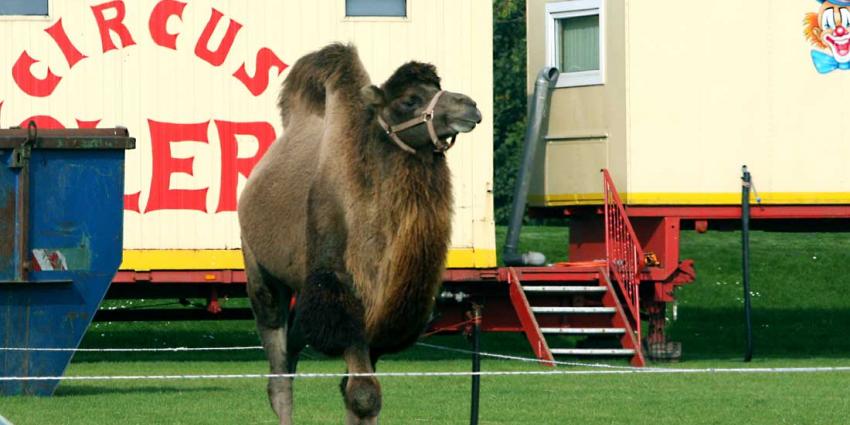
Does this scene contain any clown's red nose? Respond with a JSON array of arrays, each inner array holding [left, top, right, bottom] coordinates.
[[836, 26, 847, 37]]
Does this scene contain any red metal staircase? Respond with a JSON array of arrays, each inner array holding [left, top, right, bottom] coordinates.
[[508, 170, 647, 367]]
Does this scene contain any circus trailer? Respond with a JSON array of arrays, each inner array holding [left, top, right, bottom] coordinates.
[[0, 0, 497, 314], [521, 0, 850, 357]]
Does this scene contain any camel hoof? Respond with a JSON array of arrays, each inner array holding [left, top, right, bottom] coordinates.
[[344, 376, 382, 419]]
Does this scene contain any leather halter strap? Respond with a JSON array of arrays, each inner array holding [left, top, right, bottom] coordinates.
[[376, 90, 458, 154]]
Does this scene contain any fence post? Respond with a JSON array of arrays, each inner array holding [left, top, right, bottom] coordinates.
[[741, 165, 754, 362], [470, 303, 482, 425]]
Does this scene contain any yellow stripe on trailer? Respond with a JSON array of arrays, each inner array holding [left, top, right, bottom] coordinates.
[[120, 248, 498, 271]]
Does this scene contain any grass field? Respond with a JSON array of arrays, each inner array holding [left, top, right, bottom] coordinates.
[[2, 226, 849, 424]]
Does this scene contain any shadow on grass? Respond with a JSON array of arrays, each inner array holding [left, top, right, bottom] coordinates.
[[72, 350, 267, 363], [75, 329, 533, 364], [402, 333, 534, 362], [74, 308, 849, 365], [669, 306, 850, 360], [76, 322, 265, 363], [53, 385, 228, 396]]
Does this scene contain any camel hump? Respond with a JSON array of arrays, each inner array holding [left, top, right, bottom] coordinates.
[[278, 43, 370, 126]]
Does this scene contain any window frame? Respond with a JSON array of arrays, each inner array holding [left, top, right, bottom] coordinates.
[[0, 0, 51, 21], [344, 0, 408, 20], [545, 0, 605, 88]]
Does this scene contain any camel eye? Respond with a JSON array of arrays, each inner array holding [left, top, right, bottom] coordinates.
[[402, 96, 421, 108]]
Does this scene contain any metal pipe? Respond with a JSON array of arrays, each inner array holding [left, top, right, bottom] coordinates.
[[741, 165, 753, 362], [12, 121, 36, 282], [469, 304, 482, 425], [503, 67, 559, 266]]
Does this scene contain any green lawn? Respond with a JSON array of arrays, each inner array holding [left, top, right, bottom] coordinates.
[[2, 226, 849, 424]]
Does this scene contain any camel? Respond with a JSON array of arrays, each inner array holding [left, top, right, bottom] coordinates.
[[237, 43, 482, 425]]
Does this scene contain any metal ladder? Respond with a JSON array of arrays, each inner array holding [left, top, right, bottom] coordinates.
[[507, 265, 645, 367]]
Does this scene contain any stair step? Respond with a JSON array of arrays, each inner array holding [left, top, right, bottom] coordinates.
[[550, 348, 636, 356], [531, 306, 616, 314], [522, 286, 606, 293], [541, 327, 625, 335]]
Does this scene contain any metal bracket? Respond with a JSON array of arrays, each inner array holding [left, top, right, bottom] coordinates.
[[8, 121, 35, 169], [9, 143, 31, 169]]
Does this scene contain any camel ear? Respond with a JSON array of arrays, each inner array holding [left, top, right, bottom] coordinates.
[[361, 85, 386, 107]]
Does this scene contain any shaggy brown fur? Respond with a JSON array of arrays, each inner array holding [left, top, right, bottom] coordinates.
[[239, 43, 481, 425]]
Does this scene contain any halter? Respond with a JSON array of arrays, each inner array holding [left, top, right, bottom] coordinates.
[[376, 90, 457, 154]]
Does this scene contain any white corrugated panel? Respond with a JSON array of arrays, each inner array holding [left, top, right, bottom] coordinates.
[[0, 0, 495, 269]]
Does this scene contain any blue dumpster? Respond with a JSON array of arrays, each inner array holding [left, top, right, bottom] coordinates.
[[0, 125, 134, 396]]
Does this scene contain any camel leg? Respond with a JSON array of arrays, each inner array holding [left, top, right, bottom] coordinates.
[[294, 268, 379, 423], [286, 310, 306, 374], [342, 346, 382, 425], [245, 251, 295, 425]]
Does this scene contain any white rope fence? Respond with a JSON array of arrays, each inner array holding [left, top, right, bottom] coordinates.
[[0, 343, 637, 370], [2, 343, 850, 381], [2, 367, 850, 382], [0, 346, 263, 353], [416, 342, 641, 370]]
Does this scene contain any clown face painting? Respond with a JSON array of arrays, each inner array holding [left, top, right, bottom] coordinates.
[[805, 0, 850, 73]]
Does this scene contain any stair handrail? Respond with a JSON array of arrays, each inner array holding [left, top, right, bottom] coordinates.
[[602, 169, 645, 342]]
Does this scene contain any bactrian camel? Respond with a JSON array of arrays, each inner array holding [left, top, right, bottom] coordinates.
[[238, 43, 482, 424]]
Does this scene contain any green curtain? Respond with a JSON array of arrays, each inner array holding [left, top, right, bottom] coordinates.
[[559, 14, 599, 73]]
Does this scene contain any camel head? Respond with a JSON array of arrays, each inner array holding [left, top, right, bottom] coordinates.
[[361, 61, 482, 154]]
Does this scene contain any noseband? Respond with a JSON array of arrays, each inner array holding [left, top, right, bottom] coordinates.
[[376, 90, 457, 154]]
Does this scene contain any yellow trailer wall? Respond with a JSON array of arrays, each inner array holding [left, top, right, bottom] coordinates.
[[528, 0, 850, 206], [628, 1, 849, 205], [526, 0, 626, 206], [0, 0, 495, 270]]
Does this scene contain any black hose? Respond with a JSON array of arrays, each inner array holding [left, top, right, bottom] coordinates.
[[502, 67, 559, 266]]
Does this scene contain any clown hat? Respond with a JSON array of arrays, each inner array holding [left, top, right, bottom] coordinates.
[[819, 0, 850, 6]]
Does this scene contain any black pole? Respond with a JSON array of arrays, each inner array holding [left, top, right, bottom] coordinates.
[[470, 304, 481, 425], [741, 165, 753, 362]]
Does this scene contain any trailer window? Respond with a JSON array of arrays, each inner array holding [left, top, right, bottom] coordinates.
[[0, 0, 48, 16], [346, 0, 406, 17], [546, 0, 604, 87]]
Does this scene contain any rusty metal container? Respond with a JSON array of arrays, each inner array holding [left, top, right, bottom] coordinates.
[[0, 126, 134, 396]]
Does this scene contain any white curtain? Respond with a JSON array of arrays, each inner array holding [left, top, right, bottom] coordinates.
[[559, 15, 600, 73]]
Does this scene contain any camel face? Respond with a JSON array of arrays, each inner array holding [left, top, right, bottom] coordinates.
[[363, 61, 482, 152], [386, 86, 482, 146]]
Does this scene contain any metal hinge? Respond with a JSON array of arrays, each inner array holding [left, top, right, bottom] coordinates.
[[8, 121, 36, 169]]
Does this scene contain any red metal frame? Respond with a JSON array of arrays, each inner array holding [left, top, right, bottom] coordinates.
[[109, 179, 850, 361], [602, 169, 645, 342], [113, 270, 248, 284]]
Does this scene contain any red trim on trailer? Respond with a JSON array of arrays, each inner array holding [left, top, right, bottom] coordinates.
[[550, 204, 850, 219], [113, 270, 248, 284], [622, 205, 850, 219]]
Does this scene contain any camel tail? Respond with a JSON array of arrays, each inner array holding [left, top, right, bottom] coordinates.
[[278, 43, 370, 126]]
